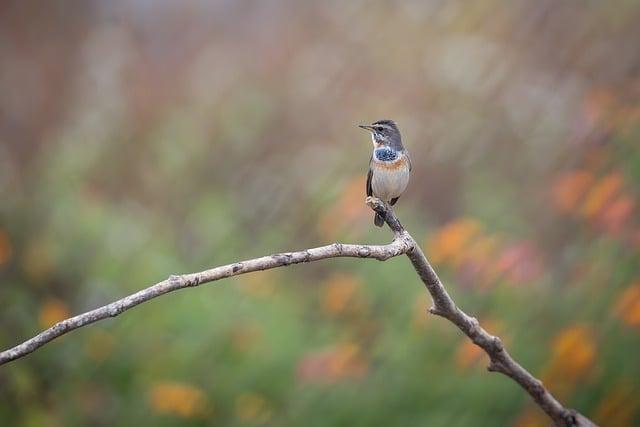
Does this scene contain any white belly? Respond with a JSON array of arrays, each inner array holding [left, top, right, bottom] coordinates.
[[372, 165, 410, 202]]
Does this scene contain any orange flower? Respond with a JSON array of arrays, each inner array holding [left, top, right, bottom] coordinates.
[[149, 382, 209, 418], [39, 299, 70, 329], [426, 218, 482, 266], [297, 342, 369, 383], [581, 172, 623, 219], [614, 283, 640, 327], [551, 170, 594, 213], [542, 325, 596, 398], [321, 273, 363, 316], [552, 325, 596, 373]]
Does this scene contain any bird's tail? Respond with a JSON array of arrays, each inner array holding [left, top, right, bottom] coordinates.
[[374, 213, 384, 227]]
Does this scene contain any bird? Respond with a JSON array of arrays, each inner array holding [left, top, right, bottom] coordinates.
[[359, 119, 411, 227]]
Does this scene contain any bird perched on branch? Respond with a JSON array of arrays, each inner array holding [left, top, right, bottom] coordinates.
[[359, 119, 411, 227]]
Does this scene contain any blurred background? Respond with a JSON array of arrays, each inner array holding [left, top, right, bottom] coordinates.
[[1, 0, 639, 425]]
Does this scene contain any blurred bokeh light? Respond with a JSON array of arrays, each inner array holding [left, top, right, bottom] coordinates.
[[1, 1, 639, 425]]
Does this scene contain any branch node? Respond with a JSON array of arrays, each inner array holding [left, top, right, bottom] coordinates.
[[428, 306, 445, 316], [358, 247, 371, 257], [531, 378, 546, 396], [273, 253, 293, 265], [108, 304, 124, 318], [469, 316, 479, 328], [0, 199, 598, 427], [487, 360, 506, 373], [467, 317, 480, 338], [563, 409, 581, 427], [492, 336, 504, 352], [402, 235, 416, 251]]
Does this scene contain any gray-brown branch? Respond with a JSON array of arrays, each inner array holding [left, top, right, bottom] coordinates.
[[0, 198, 595, 426]]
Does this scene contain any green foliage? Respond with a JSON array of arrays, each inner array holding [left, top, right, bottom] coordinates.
[[1, 1, 640, 426]]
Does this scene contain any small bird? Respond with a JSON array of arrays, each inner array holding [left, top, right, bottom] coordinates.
[[359, 119, 411, 227]]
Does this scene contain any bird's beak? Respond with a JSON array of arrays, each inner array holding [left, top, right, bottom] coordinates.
[[358, 124, 374, 132]]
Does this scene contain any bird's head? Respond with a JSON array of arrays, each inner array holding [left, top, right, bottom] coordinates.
[[358, 119, 403, 150]]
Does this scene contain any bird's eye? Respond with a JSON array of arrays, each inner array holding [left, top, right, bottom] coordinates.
[[374, 126, 383, 132]]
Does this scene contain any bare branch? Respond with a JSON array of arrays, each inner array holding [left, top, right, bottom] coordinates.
[[0, 197, 596, 426], [367, 197, 596, 427], [0, 234, 413, 366]]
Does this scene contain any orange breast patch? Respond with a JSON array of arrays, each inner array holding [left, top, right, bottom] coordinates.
[[373, 156, 409, 171]]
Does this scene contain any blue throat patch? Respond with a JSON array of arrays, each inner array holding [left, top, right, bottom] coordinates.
[[375, 148, 398, 162]]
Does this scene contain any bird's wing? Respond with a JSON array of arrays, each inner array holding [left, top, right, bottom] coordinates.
[[366, 156, 373, 197], [406, 150, 412, 172]]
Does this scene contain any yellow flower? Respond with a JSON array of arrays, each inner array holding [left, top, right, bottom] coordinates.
[[542, 325, 596, 398], [149, 382, 209, 418], [552, 325, 596, 373]]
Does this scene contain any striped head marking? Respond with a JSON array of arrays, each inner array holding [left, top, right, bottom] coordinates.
[[358, 119, 404, 151]]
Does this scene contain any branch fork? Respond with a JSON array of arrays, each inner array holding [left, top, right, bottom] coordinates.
[[0, 197, 596, 426]]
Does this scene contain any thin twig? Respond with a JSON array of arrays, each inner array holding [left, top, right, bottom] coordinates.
[[0, 198, 596, 426]]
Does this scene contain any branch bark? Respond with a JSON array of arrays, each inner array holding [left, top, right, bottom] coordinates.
[[0, 198, 596, 426], [367, 198, 596, 427]]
